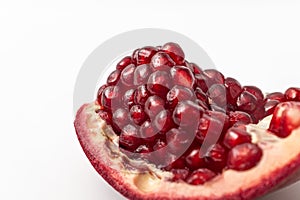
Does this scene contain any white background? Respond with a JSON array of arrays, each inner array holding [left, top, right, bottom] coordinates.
[[1, 0, 300, 199]]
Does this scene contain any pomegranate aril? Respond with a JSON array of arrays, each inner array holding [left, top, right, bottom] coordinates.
[[106, 70, 121, 85], [228, 111, 253, 126], [195, 87, 207, 102], [268, 101, 300, 138], [165, 157, 186, 170], [116, 56, 132, 71], [147, 70, 172, 98], [132, 46, 157, 65], [133, 64, 152, 85], [166, 85, 194, 109], [122, 89, 135, 109], [224, 77, 242, 107], [130, 105, 147, 125], [236, 90, 257, 113], [139, 120, 158, 141], [227, 143, 263, 171], [251, 104, 265, 124], [243, 86, 264, 101], [119, 124, 141, 150], [170, 66, 195, 88], [97, 84, 107, 105], [223, 127, 252, 149], [196, 113, 224, 144], [100, 85, 120, 110], [172, 100, 203, 127], [133, 85, 150, 105], [204, 144, 227, 172], [185, 168, 216, 185], [162, 42, 185, 65], [166, 128, 193, 156], [153, 110, 175, 133], [120, 64, 135, 86], [195, 73, 210, 93], [264, 100, 280, 116], [285, 87, 300, 101], [204, 69, 225, 85], [151, 52, 176, 71], [185, 149, 205, 170], [171, 168, 190, 181], [186, 62, 202, 74], [144, 95, 165, 119], [112, 108, 129, 132], [207, 84, 227, 108], [265, 92, 285, 102]]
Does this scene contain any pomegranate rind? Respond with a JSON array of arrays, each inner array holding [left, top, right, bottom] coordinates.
[[74, 102, 300, 200]]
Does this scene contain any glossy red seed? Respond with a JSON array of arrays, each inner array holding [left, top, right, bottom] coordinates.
[[268, 102, 300, 138], [133, 64, 153, 85], [153, 110, 175, 133], [236, 90, 257, 113], [185, 168, 216, 185], [130, 105, 147, 125], [107, 70, 121, 85], [250, 104, 265, 124], [101, 85, 120, 110], [207, 84, 227, 109], [186, 62, 202, 74], [195, 87, 207, 102], [264, 100, 280, 116], [162, 42, 185, 65], [265, 92, 285, 102], [112, 108, 129, 132], [97, 84, 107, 106], [144, 95, 165, 119], [151, 52, 176, 71], [119, 124, 141, 150], [165, 157, 186, 171], [133, 85, 150, 105], [116, 56, 132, 71], [285, 87, 300, 101], [223, 127, 252, 149], [122, 89, 135, 109], [195, 73, 210, 93], [173, 100, 203, 127], [224, 77, 242, 107], [139, 120, 158, 141], [120, 64, 135, 86], [170, 66, 195, 88], [196, 114, 224, 144], [204, 144, 227, 172], [132, 46, 157, 65], [243, 86, 264, 101], [147, 70, 172, 98], [185, 149, 205, 170], [204, 69, 225, 85], [166, 128, 192, 156], [166, 85, 194, 109], [228, 111, 253, 126], [227, 143, 263, 171]]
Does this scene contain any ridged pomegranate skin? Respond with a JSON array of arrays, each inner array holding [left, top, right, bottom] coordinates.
[[74, 103, 300, 200]]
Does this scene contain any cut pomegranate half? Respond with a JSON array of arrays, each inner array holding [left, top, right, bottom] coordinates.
[[75, 42, 300, 200]]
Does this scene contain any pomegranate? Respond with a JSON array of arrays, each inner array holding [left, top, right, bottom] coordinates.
[[75, 42, 300, 200]]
